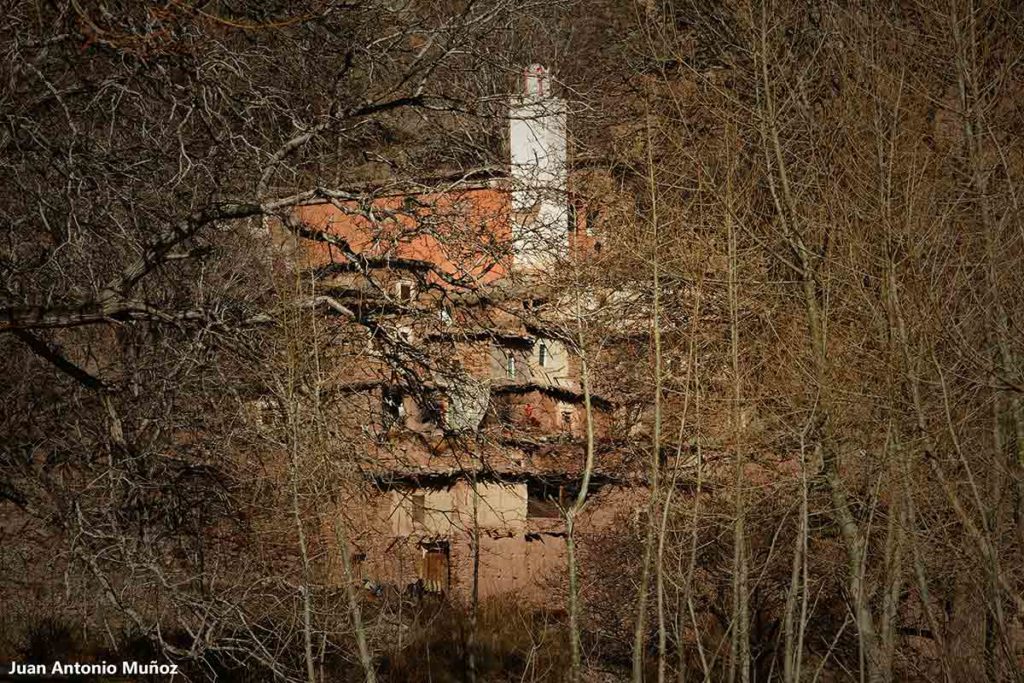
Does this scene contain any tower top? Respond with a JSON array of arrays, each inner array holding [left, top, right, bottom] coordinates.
[[522, 64, 550, 98]]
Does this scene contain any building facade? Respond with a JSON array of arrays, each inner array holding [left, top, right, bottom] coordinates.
[[278, 65, 638, 603]]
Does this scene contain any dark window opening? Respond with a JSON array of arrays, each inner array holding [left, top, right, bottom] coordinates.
[[422, 394, 447, 426], [495, 402, 513, 425], [561, 409, 572, 431], [527, 480, 563, 519], [585, 207, 599, 237], [538, 341, 547, 367], [396, 281, 414, 302], [382, 387, 405, 428]]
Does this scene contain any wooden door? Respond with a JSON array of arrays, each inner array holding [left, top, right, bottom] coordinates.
[[421, 542, 449, 593]]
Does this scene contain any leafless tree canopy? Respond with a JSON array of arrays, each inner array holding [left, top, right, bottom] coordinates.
[[2, 1, 1024, 681]]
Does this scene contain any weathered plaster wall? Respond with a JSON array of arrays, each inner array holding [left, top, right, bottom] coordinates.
[[287, 187, 513, 287], [321, 480, 646, 603]]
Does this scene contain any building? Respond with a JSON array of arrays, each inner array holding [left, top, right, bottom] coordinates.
[[276, 65, 640, 602]]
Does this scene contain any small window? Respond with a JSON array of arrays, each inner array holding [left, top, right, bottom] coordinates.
[[527, 480, 562, 519], [506, 354, 516, 379], [561, 409, 572, 431], [538, 341, 547, 367], [495, 402, 513, 424], [411, 493, 426, 524], [396, 281, 415, 302], [585, 207, 599, 237], [423, 395, 447, 426], [382, 387, 405, 427]]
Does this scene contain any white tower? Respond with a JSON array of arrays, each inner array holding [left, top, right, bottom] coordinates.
[[509, 64, 568, 271]]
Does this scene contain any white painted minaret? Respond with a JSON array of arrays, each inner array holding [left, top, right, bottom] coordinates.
[[509, 64, 568, 271]]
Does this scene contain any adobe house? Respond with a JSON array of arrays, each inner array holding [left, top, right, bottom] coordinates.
[[275, 65, 639, 602]]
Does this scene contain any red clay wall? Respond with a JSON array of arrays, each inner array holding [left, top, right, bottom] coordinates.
[[290, 187, 513, 287]]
